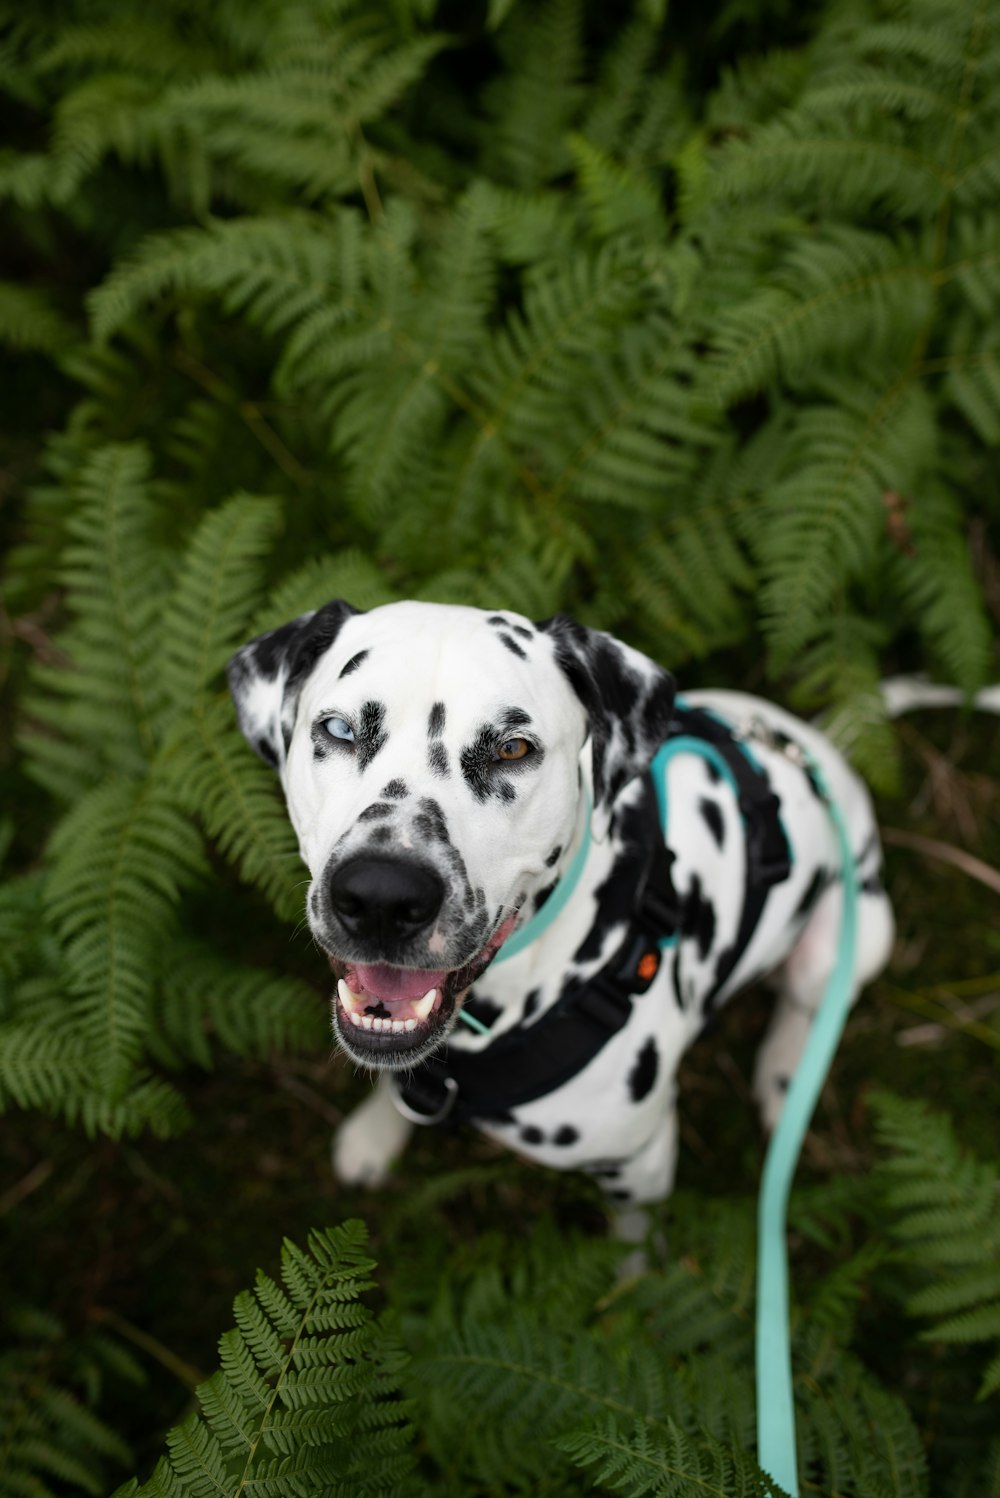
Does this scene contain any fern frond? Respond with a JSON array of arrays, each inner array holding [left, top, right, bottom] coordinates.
[[253, 551, 397, 635], [556, 1416, 777, 1498], [482, 0, 584, 190], [119, 1221, 414, 1497], [0, 987, 190, 1136], [89, 212, 363, 344], [45, 777, 206, 1095], [157, 940, 326, 1069], [22, 442, 172, 799], [710, 227, 932, 403], [166, 699, 304, 923], [0, 1305, 136, 1498], [709, 113, 947, 218], [0, 280, 75, 352], [568, 133, 665, 240], [871, 1092, 1000, 1401], [889, 475, 995, 694], [740, 381, 935, 667], [160, 494, 282, 710]]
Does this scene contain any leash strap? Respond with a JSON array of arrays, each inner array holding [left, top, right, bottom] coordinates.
[[755, 753, 859, 1498]]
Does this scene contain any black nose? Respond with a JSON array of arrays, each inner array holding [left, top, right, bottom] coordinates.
[[327, 857, 444, 944]]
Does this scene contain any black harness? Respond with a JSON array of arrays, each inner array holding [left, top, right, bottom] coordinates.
[[392, 704, 792, 1127]]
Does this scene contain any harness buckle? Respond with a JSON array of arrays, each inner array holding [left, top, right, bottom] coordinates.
[[390, 1073, 459, 1126]]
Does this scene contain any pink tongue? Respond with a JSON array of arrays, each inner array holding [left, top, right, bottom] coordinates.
[[351, 963, 450, 1004]]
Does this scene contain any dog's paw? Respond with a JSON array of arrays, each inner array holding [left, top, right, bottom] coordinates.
[[332, 1089, 412, 1188]]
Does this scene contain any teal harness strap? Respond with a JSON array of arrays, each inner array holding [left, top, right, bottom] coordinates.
[[487, 791, 593, 968], [755, 757, 858, 1498]]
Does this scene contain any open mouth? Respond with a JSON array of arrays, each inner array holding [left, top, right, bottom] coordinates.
[[328, 913, 518, 1067]]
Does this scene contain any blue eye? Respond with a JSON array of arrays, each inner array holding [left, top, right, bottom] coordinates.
[[323, 717, 355, 743]]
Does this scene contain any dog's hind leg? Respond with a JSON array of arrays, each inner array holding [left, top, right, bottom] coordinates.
[[753, 877, 895, 1133], [332, 1073, 414, 1188]]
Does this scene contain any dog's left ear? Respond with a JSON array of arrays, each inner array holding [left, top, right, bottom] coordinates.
[[537, 615, 676, 838], [227, 599, 359, 773]]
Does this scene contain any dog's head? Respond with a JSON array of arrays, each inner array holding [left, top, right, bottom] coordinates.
[[229, 601, 674, 1069]]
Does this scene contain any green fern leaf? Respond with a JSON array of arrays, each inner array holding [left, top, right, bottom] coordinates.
[[22, 442, 172, 798], [0, 280, 75, 352], [89, 212, 361, 344], [871, 1092, 1000, 1402], [45, 778, 206, 1095], [556, 1416, 779, 1498], [118, 1221, 414, 1497], [166, 700, 304, 923], [160, 494, 283, 710], [157, 941, 327, 1069]]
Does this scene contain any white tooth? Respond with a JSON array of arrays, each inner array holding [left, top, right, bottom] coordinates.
[[361, 1015, 374, 1030], [404, 1018, 417, 1032], [391, 1019, 405, 1032], [350, 1011, 364, 1028], [413, 988, 437, 1020], [337, 979, 363, 1014]]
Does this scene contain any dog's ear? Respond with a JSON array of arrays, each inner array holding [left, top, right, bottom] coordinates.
[[227, 599, 360, 772], [537, 614, 676, 838]]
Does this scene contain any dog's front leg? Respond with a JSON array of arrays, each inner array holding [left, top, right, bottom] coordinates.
[[332, 1073, 414, 1188], [605, 1101, 679, 1271]]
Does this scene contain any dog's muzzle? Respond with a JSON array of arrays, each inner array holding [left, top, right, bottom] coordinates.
[[320, 856, 520, 1066]]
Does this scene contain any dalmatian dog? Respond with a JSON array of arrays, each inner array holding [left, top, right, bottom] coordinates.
[[228, 600, 895, 1228]]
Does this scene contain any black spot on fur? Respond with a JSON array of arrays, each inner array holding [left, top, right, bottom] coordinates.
[[356, 700, 387, 771], [628, 1038, 658, 1102], [795, 868, 829, 921], [370, 826, 392, 845], [498, 780, 517, 803], [573, 778, 658, 963], [511, 624, 533, 640], [382, 779, 408, 799], [464, 995, 502, 1028], [608, 1188, 633, 1202], [499, 633, 527, 660], [500, 706, 532, 728], [533, 880, 557, 914], [339, 650, 368, 678], [487, 615, 508, 627], [860, 872, 885, 895], [428, 741, 450, 777], [545, 844, 563, 868], [699, 797, 724, 849], [414, 798, 450, 844], [682, 874, 716, 961], [776, 1074, 790, 1092], [256, 736, 278, 767], [710, 944, 736, 997], [428, 702, 445, 737], [553, 1125, 579, 1146], [520, 1125, 544, 1146], [704, 759, 721, 785], [358, 802, 391, 821], [523, 988, 540, 1018]]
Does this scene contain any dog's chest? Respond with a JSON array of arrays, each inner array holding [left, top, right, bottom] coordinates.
[[451, 755, 762, 1168]]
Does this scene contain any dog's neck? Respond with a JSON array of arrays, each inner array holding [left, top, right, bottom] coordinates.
[[456, 770, 666, 1044]]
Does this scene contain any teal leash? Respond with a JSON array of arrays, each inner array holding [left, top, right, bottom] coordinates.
[[755, 751, 859, 1497], [457, 719, 860, 1497]]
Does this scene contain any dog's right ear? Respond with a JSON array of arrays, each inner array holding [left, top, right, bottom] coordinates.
[[227, 599, 359, 772]]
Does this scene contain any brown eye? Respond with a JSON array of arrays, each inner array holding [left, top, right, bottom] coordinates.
[[497, 737, 531, 762]]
